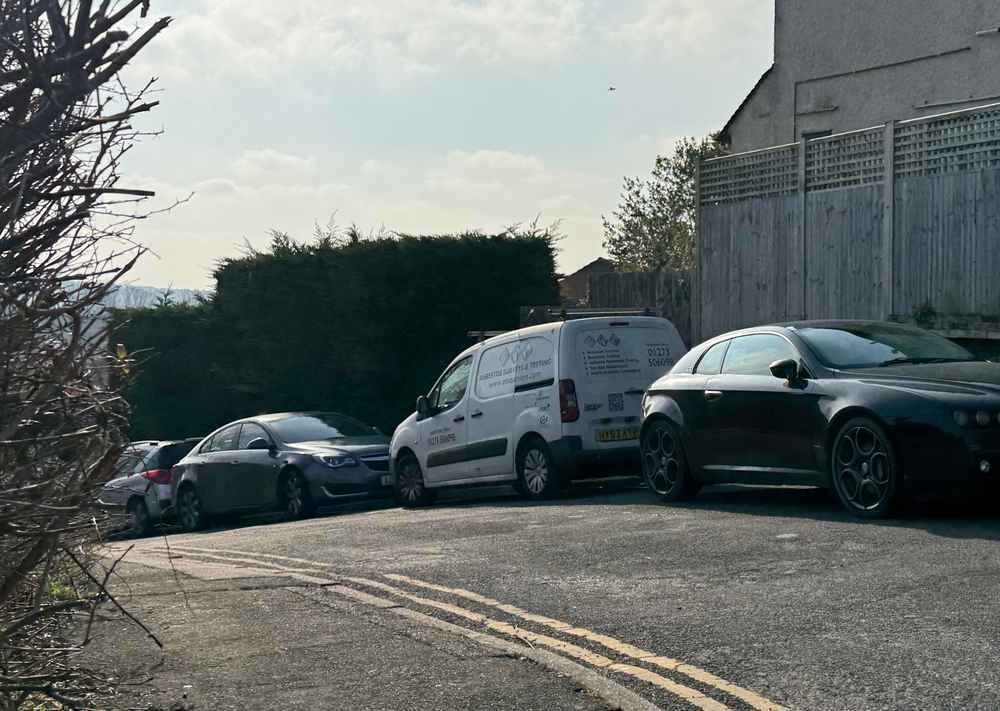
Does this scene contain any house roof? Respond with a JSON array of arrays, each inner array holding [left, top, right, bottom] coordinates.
[[719, 65, 774, 144], [559, 257, 614, 282]]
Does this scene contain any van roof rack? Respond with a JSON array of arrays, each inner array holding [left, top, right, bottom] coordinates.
[[467, 330, 507, 342], [549, 307, 653, 320]]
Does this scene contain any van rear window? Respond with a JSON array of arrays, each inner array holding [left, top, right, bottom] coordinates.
[[575, 328, 679, 380]]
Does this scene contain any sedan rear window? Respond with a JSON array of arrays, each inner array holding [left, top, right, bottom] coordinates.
[[797, 324, 974, 369], [269, 413, 377, 443]]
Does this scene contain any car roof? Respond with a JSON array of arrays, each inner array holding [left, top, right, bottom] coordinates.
[[250, 411, 352, 424], [771, 319, 927, 331], [477, 316, 672, 349], [127, 437, 201, 448]]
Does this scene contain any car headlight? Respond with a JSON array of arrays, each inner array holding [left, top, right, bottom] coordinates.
[[313, 453, 358, 469], [977, 410, 993, 427], [954, 411, 971, 427]]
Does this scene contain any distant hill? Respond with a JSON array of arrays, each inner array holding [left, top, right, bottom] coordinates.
[[103, 284, 204, 309]]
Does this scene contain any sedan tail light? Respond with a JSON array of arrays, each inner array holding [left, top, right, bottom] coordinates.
[[143, 469, 172, 485], [560, 379, 580, 423]]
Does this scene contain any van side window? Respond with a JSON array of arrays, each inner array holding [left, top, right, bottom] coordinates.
[[695, 341, 729, 375], [432, 357, 473, 411], [476, 344, 515, 400]]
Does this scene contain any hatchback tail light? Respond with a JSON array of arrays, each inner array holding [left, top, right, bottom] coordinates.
[[143, 469, 172, 485], [560, 379, 580, 423]]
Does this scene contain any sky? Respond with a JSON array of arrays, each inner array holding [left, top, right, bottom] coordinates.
[[119, 0, 775, 289]]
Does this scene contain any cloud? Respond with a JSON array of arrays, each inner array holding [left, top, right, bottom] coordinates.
[[123, 144, 618, 287], [605, 0, 773, 61], [231, 149, 318, 186], [130, 0, 593, 83]]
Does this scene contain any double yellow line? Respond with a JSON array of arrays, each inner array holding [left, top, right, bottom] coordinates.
[[126, 543, 789, 711]]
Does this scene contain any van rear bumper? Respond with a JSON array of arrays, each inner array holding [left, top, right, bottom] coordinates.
[[550, 437, 641, 479]]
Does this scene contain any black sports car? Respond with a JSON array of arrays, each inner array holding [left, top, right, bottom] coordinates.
[[639, 320, 1000, 518]]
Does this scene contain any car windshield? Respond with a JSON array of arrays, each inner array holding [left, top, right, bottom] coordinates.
[[796, 324, 976, 369], [268, 413, 378, 443]]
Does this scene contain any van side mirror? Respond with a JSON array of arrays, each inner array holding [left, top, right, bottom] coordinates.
[[416, 395, 430, 418], [769, 358, 804, 384]]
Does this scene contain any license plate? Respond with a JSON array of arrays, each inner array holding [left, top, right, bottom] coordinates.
[[596, 427, 640, 443], [380, 474, 393, 487]]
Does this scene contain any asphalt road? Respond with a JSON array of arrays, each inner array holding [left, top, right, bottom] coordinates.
[[103, 479, 1000, 711]]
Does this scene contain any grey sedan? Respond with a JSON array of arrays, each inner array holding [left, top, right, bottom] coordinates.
[[171, 412, 391, 531]]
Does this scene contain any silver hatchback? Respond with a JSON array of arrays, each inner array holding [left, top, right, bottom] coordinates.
[[98, 438, 201, 535]]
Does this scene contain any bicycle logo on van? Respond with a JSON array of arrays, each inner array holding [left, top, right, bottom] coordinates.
[[584, 334, 621, 349], [500, 342, 534, 366]]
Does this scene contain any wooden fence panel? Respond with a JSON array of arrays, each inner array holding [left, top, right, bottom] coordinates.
[[697, 103, 1000, 336], [699, 195, 798, 338], [805, 185, 884, 320], [895, 167, 1000, 316]]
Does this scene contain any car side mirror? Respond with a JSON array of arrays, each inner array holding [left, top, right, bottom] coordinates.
[[769, 358, 804, 384], [247, 437, 272, 451], [416, 395, 430, 418]]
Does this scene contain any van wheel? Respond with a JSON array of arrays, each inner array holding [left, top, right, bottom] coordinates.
[[641, 420, 699, 502], [395, 453, 436, 508], [516, 439, 560, 501]]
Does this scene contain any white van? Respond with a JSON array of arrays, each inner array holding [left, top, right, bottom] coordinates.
[[388, 316, 687, 506]]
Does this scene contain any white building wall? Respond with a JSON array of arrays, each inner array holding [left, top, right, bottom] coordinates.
[[726, 0, 1000, 152]]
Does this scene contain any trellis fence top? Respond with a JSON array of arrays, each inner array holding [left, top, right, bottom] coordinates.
[[700, 102, 1000, 204]]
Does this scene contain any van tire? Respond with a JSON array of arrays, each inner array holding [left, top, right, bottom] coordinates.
[[395, 452, 436, 508], [516, 438, 561, 501]]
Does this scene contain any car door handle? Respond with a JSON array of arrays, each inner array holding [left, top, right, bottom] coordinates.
[[704, 390, 724, 402], [470, 411, 484, 419], [230, 460, 240, 464], [453, 415, 465, 423], [625, 389, 645, 396]]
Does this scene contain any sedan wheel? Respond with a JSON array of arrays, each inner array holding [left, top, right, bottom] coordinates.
[[177, 486, 206, 532], [641, 420, 698, 502], [284, 471, 315, 519], [831, 417, 898, 518]]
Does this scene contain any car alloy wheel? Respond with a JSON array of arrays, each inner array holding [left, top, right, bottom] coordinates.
[[523, 448, 550, 495], [178, 486, 203, 531], [832, 419, 896, 516], [642, 425, 681, 497], [285, 475, 305, 517], [641, 421, 698, 502], [127, 499, 151, 536]]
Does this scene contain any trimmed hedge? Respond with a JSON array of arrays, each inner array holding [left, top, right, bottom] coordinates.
[[112, 232, 559, 439]]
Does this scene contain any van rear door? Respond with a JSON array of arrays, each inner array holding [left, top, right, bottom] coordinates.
[[566, 319, 686, 451]]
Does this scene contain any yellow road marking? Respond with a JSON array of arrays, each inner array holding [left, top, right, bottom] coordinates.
[[345, 576, 729, 711], [386, 573, 788, 711], [158, 545, 785, 711]]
